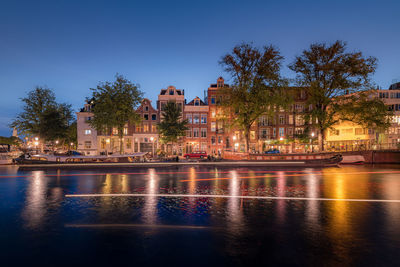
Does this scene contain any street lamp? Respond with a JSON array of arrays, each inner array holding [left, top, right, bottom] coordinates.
[[311, 132, 315, 153], [150, 136, 154, 157], [34, 137, 39, 153]]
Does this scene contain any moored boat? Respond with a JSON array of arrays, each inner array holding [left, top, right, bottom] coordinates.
[[223, 151, 343, 167], [14, 152, 149, 164]]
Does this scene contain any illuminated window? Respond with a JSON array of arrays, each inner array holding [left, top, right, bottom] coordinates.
[[123, 127, 128, 135], [84, 129, 91, 135], [329, 129, 339, 136], [250, 131, 255, 139], [211, 122, 216, 132], [211, 109, 216, 118]]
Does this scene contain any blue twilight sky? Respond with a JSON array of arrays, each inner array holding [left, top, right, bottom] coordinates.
[[1, 0, 399, 136]]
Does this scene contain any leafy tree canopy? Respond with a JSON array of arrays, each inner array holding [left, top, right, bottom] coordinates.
[[11, 87, 74, 142], [157, 101, 188, 145], [88, 74, 143, 154], [219, 42, 290, 152], [289, 40, 389, 150], [0, 136, 22, 146]]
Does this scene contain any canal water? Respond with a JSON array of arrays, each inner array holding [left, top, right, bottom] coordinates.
[[1, 165, 400, 266]]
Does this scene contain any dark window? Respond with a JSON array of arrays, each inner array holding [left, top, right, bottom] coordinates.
[[211, 97, 215, 104], [144, 114, 149, 120], [145, 106, 149, 111], [152, 114, 157, 120]]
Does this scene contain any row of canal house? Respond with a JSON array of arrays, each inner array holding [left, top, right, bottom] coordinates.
[[77, 77, 314, 156], [77, 78, 400, 156]]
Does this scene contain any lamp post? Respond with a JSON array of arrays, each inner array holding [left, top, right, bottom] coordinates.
[[311, 132, 315, 153], [34, 137, 39, 153], [150, 136, 154, 158]]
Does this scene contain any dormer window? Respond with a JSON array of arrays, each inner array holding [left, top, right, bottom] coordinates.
[[145, 106, 149, 111], [169, 90, 174, 95], [195, 100, 200, 106]]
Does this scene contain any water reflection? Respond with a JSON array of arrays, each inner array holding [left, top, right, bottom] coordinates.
[[382, 174, 400, 236], [276, 171, 286, 224], [22, 171, 48, 229], [305, 170, 320, 228], [7, 165, 400, 265], [143, 168, 159, 225], [227, 170, 243, 230]]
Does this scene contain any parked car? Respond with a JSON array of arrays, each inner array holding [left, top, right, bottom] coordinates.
[[184, 151, 207, 159], [265, 149, 280, 154]]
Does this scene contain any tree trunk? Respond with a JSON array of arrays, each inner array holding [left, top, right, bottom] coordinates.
[[318, 128, 325, 152], [119, 132, 124, 154], [245, 128, 250, 153]]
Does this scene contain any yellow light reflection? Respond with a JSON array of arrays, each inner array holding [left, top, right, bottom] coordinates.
[[143, 168, 159, 225], [22, 171, 48, 229]]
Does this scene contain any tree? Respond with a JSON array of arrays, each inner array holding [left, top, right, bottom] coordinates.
[[11, 87, 74, 145], [42, 103, 74, 142], [157, 101, 188, 154], [289, 40, 390, 151], [0, 136, 22, 146], [88, 74, 143, 154], [219, 43, 290, 152]]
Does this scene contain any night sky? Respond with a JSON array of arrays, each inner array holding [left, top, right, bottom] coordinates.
[[1, 0, 399, 136]]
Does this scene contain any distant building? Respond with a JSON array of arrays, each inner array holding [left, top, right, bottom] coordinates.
[[207, 77, 232, 156], [184, 96, 208, 153], [157, 85, 185, 154], [325, 82, 400, 150], [76, 103, 97, 155], [96, 98, 159, 155]]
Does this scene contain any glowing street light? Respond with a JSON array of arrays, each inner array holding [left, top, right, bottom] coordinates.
[[150, 136, 155, 157], [310, 132, 315, 153]]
